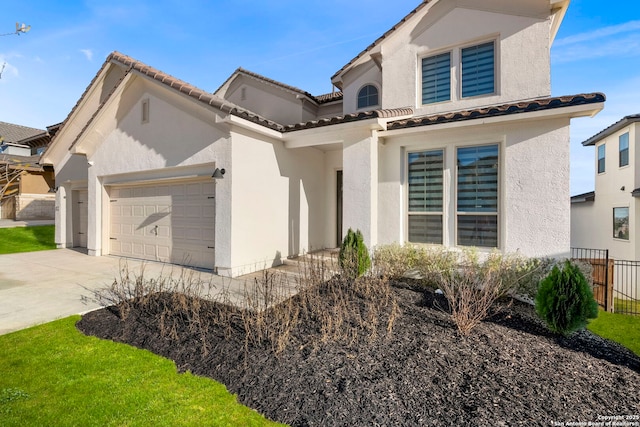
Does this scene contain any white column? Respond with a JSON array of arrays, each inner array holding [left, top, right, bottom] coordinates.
[[342, 132, 379, 248]]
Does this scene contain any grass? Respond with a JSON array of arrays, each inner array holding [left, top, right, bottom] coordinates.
[[588, 310, 640, 356], [614, 297, 640, 316], [0, 316, 284, 427], [0, 225, 55, 254]]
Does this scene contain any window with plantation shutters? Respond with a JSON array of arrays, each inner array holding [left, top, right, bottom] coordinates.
[[422, 52, 451, 104], [408, 150, 444, 244], [461, 41, 495, 98], [457, 145, 499, 247]]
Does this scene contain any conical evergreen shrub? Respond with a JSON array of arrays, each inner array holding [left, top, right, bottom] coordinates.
[[535, 260, 599, 336], [339, 228, 371, 279]]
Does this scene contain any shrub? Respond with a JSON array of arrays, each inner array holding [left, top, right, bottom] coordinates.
[[535, 260, 599, 336], [437, 251, 532, 335], [339, 228, 371, 279]]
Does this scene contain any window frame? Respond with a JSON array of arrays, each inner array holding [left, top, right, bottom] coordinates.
[[406, 148, 446, 245], [356, 84, 380, 110], [404, 142, 501, 250], [455, 143, 500, 249], [421, 51, 452, 105], [597, 144, 606, 174], [613, 206, 630, 241], [619, 132, 629, 168], [460, 40, 496, 99]]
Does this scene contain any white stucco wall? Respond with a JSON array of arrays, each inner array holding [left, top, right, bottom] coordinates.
[[342, 132, 379, 249], [341, 63, 382, 115], [227, 127, 326, 276], [377, 116, 571, 258], [222, 76, 316, 126], [340, 1, 551, 116]]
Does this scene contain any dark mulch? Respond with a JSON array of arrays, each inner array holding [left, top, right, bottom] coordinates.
[[77, 282, 640, 426]]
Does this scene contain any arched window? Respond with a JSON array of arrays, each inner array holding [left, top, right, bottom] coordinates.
[[357, 85, 379, 109]]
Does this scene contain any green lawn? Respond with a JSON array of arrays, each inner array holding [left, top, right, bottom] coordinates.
[[614, 297, 640, 316], [588, 310, 640, 356], [0, 316, 284, 426], [0, 226, 56, 254]]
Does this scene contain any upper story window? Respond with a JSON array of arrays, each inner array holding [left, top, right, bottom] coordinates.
[[357, 85, 379, 109], [598, 144, 606, 174], [461, 41, 495, 98], [420, 40, 496, 105], [422, 52, 451, 104], [619, 132, 629, 167]]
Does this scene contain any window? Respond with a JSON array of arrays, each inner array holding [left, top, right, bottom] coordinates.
[[457, 145, 499, 247], [422, 52, 451, 104], [408, 150, 444, 244], [619, 132, 629, 167], [613, 207, 629, 240], [357, 85, 379, 109], [461, 41, 495, 98], [598, 144, 606, 173]]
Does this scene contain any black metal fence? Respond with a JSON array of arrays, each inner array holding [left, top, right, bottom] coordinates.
[[612, 260, 640, 316], [571, 247, 640, 316]]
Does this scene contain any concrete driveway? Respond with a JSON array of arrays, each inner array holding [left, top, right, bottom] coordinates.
[[0, 249, 244, 335]]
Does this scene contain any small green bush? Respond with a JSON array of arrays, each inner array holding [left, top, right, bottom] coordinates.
[[535, 260, 599, 336], [339, 228, 371, 279]]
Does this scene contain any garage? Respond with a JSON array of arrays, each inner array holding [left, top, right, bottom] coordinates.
[[108, 180, 215, 269]]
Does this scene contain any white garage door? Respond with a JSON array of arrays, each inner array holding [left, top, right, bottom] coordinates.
[[109, 180, 215, 269]]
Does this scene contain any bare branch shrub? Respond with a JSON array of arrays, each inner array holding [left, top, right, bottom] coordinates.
[[437, 251, 546, 335]]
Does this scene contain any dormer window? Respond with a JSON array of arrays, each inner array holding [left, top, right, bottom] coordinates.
[[357, 85, 379, 109]]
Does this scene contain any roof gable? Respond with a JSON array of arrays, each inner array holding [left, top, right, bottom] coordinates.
[[331, 0, 570, 88]]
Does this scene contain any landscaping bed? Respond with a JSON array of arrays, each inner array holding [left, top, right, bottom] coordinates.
[[77, 280, 640, 427]]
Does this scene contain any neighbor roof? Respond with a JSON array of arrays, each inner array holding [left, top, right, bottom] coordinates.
[[570, 191, 595, 203], [0, 121, 45, 144], [581, 113, 640, 146]]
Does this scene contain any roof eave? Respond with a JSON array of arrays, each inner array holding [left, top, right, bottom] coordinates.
[[582, 114, 640, 146]]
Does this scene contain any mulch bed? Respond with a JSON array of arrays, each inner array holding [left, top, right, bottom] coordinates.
[[77, 281, 640, 426]]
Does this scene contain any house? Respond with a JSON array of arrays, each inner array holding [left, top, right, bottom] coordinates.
[[571, 114, 640, 260], [41, 0, 604, 277], [0, 122, 59, 220]]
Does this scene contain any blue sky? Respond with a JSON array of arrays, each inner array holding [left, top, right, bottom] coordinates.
[[0, 0, 638, 196]]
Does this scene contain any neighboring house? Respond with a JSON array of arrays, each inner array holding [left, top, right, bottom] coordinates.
[[571, 114, 640, 260], [0, 122, 59, 220], [41, 0, 604, 277]]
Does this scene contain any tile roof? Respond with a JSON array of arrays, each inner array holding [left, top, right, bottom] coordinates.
[[283, 107, 414, 132], [0, 121, 45, 143], [315, 92, 344, 104], [581, 113, 640, 146], [216, 67, 343, 104], [331, 0, 433, 83], [387, 93, 606, 131], [61, 52, 287, 149]]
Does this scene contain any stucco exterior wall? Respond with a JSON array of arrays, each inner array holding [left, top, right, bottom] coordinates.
[[228, 128, 326, 276], [20, 171, 54, 194], [342, 63, 382, 115], [341, 2, 551, 116], [223, 76, 315, 126], [377, 117, 571, 257], [323, 149, 343, 248]]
